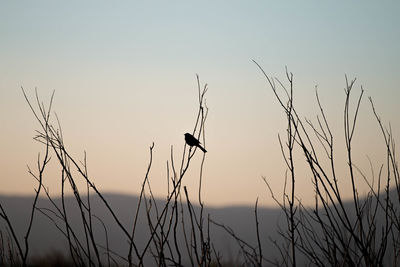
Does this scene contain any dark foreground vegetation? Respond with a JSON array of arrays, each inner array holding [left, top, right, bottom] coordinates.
[[1, 65, 399, 266]]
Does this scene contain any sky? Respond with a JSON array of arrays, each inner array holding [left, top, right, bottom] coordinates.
[[1, 1, 399, 207]]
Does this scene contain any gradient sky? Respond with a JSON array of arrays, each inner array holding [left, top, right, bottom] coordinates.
[[1, 1, 399, 207]]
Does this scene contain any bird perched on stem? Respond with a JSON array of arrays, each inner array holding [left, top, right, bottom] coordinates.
[[184, 133, 207, 153]]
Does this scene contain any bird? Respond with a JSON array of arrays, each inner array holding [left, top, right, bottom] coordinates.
[[184, 133, 207, 153]]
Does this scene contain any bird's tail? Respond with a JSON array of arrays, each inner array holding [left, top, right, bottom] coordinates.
[[198, 144, 207, 153]]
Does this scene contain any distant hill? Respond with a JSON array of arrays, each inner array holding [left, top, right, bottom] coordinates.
[[2, 189, 398, 265]]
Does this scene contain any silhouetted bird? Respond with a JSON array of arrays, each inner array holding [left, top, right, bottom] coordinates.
[[184, 133, 207, 153]]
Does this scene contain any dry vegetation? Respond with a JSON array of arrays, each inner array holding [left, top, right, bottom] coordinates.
[[0, 65, 399, 266]]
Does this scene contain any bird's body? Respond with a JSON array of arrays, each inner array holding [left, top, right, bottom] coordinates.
[[184, 133, 207, 153]]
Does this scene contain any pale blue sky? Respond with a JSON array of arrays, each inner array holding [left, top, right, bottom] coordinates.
[[1, 1, 399, 206]]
